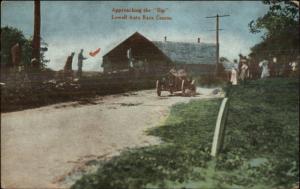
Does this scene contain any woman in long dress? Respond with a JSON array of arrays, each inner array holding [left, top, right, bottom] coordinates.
[[259, 60, 270, 78], [230, 67, 238, 85], [239, 61, 249, 81]]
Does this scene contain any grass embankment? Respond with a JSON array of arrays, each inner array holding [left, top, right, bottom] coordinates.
[[72, 99, 221, 189], [217, 78, 299, 189], [72, 78, 299, 189]]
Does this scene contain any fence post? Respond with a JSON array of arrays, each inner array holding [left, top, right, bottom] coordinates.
[[211, 97, 229, 157]]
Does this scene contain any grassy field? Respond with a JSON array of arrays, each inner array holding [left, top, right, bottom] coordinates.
[[217, 78, 299, 189], [72, 78, 299, 189]]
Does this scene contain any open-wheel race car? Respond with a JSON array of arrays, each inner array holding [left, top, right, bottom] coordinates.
[[156, 68, 196, 96]]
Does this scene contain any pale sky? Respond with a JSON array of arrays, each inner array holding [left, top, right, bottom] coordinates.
[[1, 1, 269, 71]]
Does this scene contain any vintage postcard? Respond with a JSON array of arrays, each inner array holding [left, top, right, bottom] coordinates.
[[1, 1, 299, 189]]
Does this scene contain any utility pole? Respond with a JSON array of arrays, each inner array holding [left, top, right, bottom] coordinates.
[[206, 14, 230, 76], [32, 0, 41, 69]]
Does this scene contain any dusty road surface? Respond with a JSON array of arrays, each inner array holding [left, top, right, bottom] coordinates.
[[1, 88, 222, 188]]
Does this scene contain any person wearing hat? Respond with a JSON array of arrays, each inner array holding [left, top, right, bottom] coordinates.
[[77, 49, 87, 78]]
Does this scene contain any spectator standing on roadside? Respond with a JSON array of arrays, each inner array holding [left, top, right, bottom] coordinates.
[[64, 52, 75, 79], [289, 61, 298, 77], [230, 66, 238, 85], [238, 54, 243, 74], [77, 49, 87, 78], [11, 43, 21, 67], [259, 60, 270, 79], [268, 58, 276, 77], [249, 58, 259, 80], [239, 59, 248, 82]]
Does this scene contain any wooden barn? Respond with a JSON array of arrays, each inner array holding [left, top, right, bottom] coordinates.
[[102, 32, 173, 75], [102, 32, 217, 76]]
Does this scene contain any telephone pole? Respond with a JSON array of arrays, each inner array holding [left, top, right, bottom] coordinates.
[[32, 0, 41, 69], [206, 14, 230, 76]]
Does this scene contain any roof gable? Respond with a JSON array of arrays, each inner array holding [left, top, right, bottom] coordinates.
[[103, 32, 171, 62]]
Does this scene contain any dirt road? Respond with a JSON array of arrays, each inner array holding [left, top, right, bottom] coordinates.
[[1, 88, 222, 188]]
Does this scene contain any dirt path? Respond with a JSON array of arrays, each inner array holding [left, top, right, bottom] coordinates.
[[1, 88, 222, 189]]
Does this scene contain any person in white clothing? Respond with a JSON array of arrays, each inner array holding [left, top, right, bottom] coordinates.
[[239, 59, 249, 81], [289, 61, 298, 77], [230, 66, 238, 85], [289, 61, 298, 72], [259, 60, 270, 79]]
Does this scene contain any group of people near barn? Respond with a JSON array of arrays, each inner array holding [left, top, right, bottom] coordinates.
[[230, 54, 299, 85]]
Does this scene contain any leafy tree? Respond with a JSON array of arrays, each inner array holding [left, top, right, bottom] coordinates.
[[248, 0, 299, 61], [1, 26, 30, 67], [1, 26, 49, 69]]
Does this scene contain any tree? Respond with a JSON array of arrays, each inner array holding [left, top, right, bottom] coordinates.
[[1, 26, 49, 70], [248, 0, 299, 62], [1, 26, 32, 67]]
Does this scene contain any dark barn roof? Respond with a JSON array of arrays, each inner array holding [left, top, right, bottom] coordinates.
[[153, 41, 216, 64], [103, 32, 172, 64]]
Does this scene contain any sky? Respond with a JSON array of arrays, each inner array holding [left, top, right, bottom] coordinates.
[[1, 1, 269, 71]]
